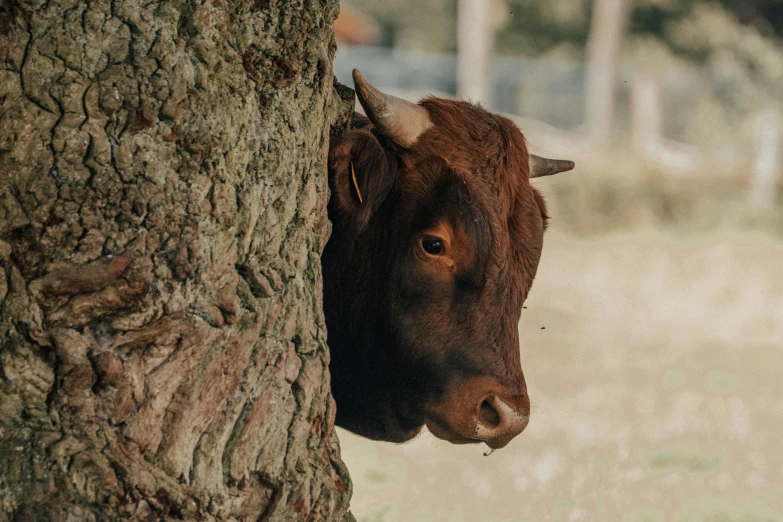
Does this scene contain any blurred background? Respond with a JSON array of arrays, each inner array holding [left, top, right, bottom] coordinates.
[[332, 1, 783, 520]]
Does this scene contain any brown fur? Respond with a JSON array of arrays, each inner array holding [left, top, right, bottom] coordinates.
[[323, 98, 547, 446]]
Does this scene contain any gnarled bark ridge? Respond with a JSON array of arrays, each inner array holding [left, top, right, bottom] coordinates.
[[0, 0, 354, 519]]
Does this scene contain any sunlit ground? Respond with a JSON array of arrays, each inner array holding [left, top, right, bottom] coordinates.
[[338, 223, 783, 521]]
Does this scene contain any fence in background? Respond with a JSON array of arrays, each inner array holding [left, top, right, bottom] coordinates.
[[335, 45, 783, 206]]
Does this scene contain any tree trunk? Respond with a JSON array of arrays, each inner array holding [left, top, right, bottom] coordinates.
[[585, 0, 629, 145], [0, 0, 354, 520], [457, 0, 491, 105]]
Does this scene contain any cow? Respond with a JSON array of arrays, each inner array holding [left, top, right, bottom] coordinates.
[[322, 70, 574, 450]]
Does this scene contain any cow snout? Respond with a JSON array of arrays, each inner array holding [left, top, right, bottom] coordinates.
[[424, 377, 530, 450], [474, 394, 530, 449]]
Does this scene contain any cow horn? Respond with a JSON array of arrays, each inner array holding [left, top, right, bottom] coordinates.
[[528, 155, 575, 178], [353, 69, 433, 148]]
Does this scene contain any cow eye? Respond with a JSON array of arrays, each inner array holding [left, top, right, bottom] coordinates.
[[422, 237, 444, 256]]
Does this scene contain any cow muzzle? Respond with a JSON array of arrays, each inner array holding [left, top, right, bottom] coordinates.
[[424, 377, 530, 450]]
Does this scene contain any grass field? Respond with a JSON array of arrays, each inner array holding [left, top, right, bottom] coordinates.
[[338, 176, 783, 521]]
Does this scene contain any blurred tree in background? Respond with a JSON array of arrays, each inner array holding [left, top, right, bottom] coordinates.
[[344, 0, 458, 51], [346, 0, 782, 151], [348, 0, 783, 75], [495, 0, 783, 59]]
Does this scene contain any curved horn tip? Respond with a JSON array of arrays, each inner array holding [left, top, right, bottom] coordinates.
[[528, 155, 576, 179], [351, 69, 365, 94], [352, 69, 387, 115], [556, 160, 576, 172]]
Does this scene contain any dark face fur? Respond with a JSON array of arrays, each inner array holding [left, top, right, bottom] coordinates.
[[323, 75, 572, 449]]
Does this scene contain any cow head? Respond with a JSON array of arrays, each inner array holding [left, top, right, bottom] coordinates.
[[322, 70, 574, 450]]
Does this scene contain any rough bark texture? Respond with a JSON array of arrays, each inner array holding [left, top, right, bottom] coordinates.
[[0, 0, 354, 520]]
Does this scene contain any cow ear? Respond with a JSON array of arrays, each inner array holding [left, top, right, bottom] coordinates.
[[328, 128, 397, 233]]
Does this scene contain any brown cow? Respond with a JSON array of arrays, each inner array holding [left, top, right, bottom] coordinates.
[[322, 70, 574, 450]]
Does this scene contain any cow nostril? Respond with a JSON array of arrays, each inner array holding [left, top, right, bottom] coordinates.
[[477, 399, 501, 429], [472, 394, 529, 447]]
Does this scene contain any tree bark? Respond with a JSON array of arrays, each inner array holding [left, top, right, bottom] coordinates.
[[0, 0, 354, 520]]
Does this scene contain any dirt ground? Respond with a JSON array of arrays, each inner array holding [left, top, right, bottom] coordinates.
[[338, 229, 783, 521]]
